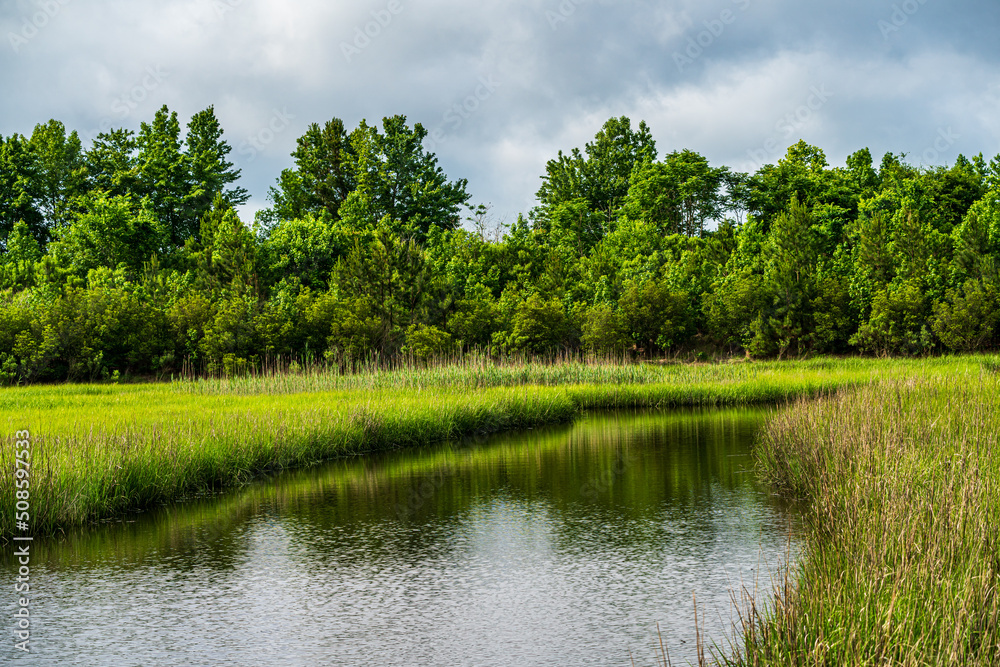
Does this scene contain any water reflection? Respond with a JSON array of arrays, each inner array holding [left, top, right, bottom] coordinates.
[[4, 408, 797, 666]]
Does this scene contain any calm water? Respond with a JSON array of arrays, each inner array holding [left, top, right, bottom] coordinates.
[[4, 408, 798, 666]]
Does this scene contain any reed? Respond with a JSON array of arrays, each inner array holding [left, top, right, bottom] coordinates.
[[728, 366, 1000, 665]]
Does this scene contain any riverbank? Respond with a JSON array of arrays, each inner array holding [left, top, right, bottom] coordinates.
[[0, 354, 928, 537], [729, 369, 1000, 665]]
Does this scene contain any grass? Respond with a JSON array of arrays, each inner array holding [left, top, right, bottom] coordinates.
[[727, 368, 1000, 665]]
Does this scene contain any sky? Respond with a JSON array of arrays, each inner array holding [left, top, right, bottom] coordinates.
[[2, 0, 999, 227]]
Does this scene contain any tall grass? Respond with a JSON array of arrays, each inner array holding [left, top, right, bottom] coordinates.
[[729, 368, 1000, 665], [175, 353, 898, 395]]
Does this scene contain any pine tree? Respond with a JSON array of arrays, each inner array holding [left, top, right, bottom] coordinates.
[[185, 106, 248, 227]]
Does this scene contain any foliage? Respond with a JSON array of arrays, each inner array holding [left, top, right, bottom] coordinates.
[[4, 107, 1000, 381], [851, 280, 932, 356], [48, 190, 167, 279], [403, 323, 453, 360], [622, 148, 729, 237], [931, 279, 1000, 352], [496, 293, 572, 354], [618, 278, 690, 353], [535, 116, 656, 226]]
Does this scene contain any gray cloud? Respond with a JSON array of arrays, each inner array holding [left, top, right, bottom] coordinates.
[[2, 0, 998, 223]]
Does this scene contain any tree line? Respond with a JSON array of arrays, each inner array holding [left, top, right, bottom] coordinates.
[[1, 107, 999, 382]]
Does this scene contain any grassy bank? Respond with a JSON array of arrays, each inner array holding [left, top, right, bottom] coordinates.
[[0, 355, 988, 539], [729, 369, 1000, 665]]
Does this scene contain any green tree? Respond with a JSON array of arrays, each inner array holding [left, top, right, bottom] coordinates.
[[0, 221, 42, 289], [340, 116, 469, 243], [580, 302, 629, 355], [48, 191, 167, 278], [619, 278, 690, 354], [185, 106, 248, 222], [951, 189, 1000, 284], [845, 148, 880, 197], [748, 141, 857, 232], [536, 198, 607, 255], [85, 128, 139, 200], [265, 118, 355, 225], [26, 120, 87, 232], [330, 218, 435, 354], [922, 154, 986, 235], [136, 105, 191, 245], [622, 149, 728, 237], [200, 293, 259, 373], [403, 323, 453, 361], [931, 279, 999, 352], [851, 280, 931, 356], [324, 296, 384, 359], [536, 116, 656, 227], [0, 133, 44, 246], [260, 213, 347, 290], [704, 270, 764, 351], [192, 198, 259, 295], [753, 198, 820, 358], [811, 273, 855, 353], [495, 293, 571, 354]]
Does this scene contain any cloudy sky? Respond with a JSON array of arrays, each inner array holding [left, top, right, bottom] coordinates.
[[3, 0, 999, 225]]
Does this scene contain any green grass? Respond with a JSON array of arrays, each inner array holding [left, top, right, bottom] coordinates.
[[728, 367, 1000, 665]]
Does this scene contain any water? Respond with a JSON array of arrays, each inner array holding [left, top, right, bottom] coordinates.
[[4, 408, 798, 666]]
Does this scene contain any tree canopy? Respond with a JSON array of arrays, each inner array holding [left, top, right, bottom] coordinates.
[[3, 108, 1000, 382]]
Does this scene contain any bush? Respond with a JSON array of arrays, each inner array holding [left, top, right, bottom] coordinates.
[[619, 279, 690, 354], [580, 303, 629, 354], [200, 294, 258, 370], [446, 286, 501, 349], [403, 324, 453, 361], [932, 279, 1000, 352], [851, 280, 933, 356], [496, 294, 570, 354], [325, 296, 385, 358]]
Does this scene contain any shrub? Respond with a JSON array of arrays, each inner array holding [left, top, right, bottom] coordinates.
[[403, 323, 453, 361]]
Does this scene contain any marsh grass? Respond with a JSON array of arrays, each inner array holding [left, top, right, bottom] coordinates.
[[177, 352, 915, 395], [729, 369, 1000, 665]]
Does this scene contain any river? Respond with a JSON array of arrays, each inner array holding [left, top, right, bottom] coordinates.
[[4, 407, 798, 666]]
